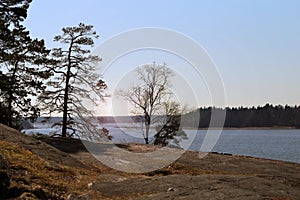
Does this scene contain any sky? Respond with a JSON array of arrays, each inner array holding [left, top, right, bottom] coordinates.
[[24, 0, 300, 115]]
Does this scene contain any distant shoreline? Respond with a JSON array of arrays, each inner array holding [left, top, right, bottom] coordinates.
[[101, 124, 300, 131], [182, 126, 300, 130]]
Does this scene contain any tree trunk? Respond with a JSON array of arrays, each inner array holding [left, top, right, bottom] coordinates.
[[7, 92, 13, 128], [61, 40, 74, 137], [61, 81, 69, 137], [144, 113, 151, 144], [61, 68, 71, 137], [7, 63, 18, 128], [144, 125, 149, 144]]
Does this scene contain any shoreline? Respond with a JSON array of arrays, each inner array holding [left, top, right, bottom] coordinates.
[[183, 126, 300, 130], [101, 123, 300, 130], [2, 123, 300, 199]]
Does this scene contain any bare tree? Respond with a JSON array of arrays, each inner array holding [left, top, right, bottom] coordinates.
[[118, 63, 187, 146], [38, 23, 109, 140]]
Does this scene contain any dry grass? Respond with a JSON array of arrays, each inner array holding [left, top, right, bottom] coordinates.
[[0, 140, 106, 199]]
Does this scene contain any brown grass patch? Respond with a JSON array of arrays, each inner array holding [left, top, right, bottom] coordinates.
[[0, 140, 107, 199]]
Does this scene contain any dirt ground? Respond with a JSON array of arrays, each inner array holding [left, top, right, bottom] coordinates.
[[1, 124, 300, 200]]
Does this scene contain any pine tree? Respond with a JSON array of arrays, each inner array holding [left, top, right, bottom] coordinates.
[[39, 23, 108, 140], [0, 0, 51, 129]]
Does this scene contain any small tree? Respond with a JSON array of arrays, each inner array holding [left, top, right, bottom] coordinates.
[[39, 23, 108, 140], [153, 101, 187, 146], [118, 63, 187, 146]]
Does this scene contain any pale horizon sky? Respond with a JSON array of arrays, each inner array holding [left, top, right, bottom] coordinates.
[[24, 0, 300, 115]]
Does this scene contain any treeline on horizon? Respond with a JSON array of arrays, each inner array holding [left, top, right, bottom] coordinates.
[[96, 104, 300, 128], [185, 104, 300, 128]]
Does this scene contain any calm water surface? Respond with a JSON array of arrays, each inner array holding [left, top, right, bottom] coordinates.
[[107, 124, 300, 164], [24, 122, 300, 164], [190, 129, 300, 164]]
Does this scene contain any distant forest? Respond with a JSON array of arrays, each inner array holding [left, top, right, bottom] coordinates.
[[97, 104, 300, 129], [185, 104, 300, 128]]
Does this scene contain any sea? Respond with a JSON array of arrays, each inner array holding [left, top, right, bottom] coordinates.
[[22, 122, 300, 164]]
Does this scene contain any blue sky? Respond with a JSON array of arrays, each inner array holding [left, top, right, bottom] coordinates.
[[24, 0, 300, 113]]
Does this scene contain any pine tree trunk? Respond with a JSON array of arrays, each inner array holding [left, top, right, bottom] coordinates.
[[61, 40, 74, 137], [61, 84, 69, 137], [7, 92, 13, 128]]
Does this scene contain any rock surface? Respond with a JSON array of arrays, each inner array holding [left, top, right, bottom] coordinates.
[[1, 124, 300, 199]]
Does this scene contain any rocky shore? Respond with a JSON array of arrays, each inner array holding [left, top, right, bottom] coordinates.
[[0, 124, 300, 199]]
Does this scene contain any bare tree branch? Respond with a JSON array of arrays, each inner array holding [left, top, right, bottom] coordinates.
[[117, 62, 187, 146]]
